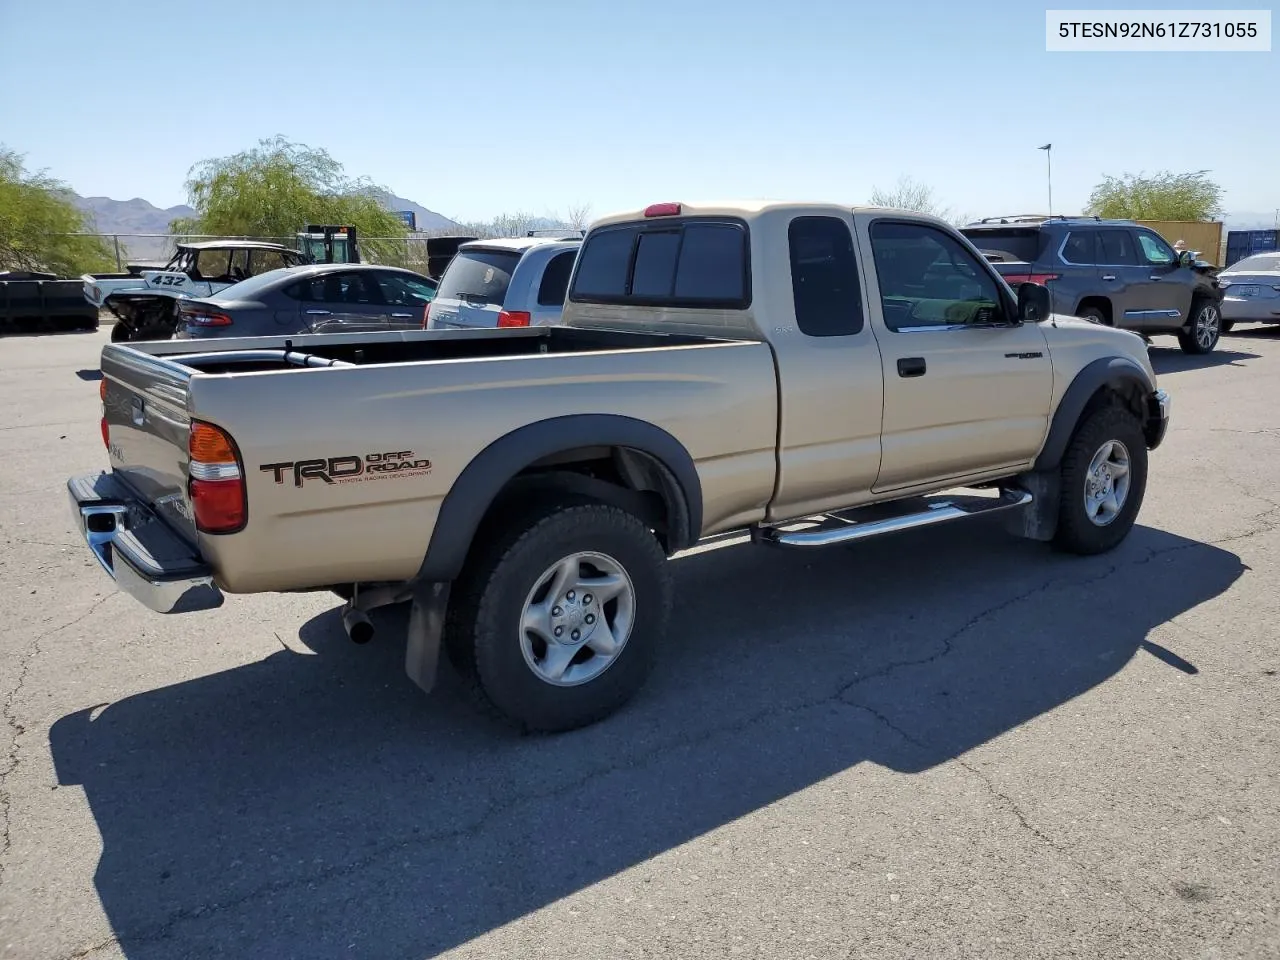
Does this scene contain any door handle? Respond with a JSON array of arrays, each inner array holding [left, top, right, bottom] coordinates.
[[1101, 275, 1117, 281], [897, 357, 927, 378], [305, 309, 332, 316], [390, 312, 413, 318], [1149, 275, 1163, 281]]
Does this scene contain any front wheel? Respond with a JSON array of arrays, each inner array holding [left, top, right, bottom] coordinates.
[[1177, 300, 1221, 354], [1052, 402, 1148, 556], [447, 501, 673, 733], [1220, 319, 1235, 334]]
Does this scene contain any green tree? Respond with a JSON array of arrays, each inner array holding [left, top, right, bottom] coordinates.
[[170, 136, 409, 259], [1085, 170, 1224, 221], [0, 146, 115, 275], [869, 176, 970, 226]]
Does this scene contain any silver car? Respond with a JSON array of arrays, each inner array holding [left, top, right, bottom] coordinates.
[[425, 236, 580, 330], [1218, 252, 1280, 332]]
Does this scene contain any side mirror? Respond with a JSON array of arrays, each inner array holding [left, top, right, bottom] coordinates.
[[1017, 282, 1051, 323], [1177, 250, 1194, 267]]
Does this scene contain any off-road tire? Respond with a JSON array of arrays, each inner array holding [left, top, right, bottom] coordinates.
[[446, 501, 673, 733], [1177, 299, 1221, 355], [1052, 401, 1148, 556]]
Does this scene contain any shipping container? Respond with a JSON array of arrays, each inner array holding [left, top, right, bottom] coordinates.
[[1225, 229, 1280, 268]]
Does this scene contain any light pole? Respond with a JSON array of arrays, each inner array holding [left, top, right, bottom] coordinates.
[[1038, 143, 1053, 217]]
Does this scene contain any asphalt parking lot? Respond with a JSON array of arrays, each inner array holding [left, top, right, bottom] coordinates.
[[1, 325, 1278, 960]]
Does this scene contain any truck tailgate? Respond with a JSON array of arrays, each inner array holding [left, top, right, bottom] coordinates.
[[99, 344, 200, 543]]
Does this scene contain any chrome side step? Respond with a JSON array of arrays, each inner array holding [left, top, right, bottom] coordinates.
[[756, 488, 1033, 548]]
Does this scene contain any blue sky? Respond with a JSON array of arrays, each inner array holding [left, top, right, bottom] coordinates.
[[0, 0, 1275, 223]]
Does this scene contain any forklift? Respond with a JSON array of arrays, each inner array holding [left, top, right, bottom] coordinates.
[[296, 225, 361, 265]]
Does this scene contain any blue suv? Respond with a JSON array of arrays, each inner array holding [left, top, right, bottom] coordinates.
[[960, 217, 1226, 354]]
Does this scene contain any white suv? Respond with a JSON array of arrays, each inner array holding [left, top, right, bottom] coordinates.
[[425, 235, 580, 330]]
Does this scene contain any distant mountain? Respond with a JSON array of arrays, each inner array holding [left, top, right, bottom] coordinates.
[[375, 192, 461, 233], [1224, 211, 1278, 231]]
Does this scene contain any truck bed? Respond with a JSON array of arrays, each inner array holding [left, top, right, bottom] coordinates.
[[129, 324, 738, 374], [99, 324, 780, 594]]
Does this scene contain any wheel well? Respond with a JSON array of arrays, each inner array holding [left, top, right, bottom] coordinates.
[[1084, 381, 1145, 423], [1075, 296, 1112, 323], [467, 445, 690, 563]]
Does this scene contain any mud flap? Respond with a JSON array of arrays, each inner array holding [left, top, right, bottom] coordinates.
[[1003, 471, 1061, 542], [405, 581, 451, 694]]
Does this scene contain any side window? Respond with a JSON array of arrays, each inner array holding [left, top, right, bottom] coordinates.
[[788, 216, 864, 337], [869, 220, 1004, 330], [194, 249, 232, 281], [1061, 230, 1099, 265], [1137, 231, 1175, 266], [375, 272, 436, 306], [307, 271, 382, 305], [251, 250, 293, 274], [571, 229, 633, 299], [537, 251, 576, 306], [1098, 230, 1138, 265]]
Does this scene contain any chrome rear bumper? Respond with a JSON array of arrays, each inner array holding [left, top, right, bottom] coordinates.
[[67, 472, 223, 614]]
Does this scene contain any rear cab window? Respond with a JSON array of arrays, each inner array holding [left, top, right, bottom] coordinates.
[[958, 228, 1043, 264], [569, 218, 749, 308], [436, 248, 523, 306]]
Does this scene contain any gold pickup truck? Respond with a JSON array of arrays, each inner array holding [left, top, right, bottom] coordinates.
[[68, 202, 1171, 732]]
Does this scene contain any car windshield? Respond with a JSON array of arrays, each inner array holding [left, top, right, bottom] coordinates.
[[210, 267, 294, 301], [1228, 253, 1280, 274], [436, 249, 522, 306]]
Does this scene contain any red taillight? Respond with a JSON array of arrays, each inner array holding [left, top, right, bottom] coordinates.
[[188, 420, 245, 534], [644, 202, 682, 218], [1004, 273, 1060, 285], [183, 310, 234, 327], [497, 310, 531, 327], [99, 378, 108, 448], [422, 301, 432, 328]]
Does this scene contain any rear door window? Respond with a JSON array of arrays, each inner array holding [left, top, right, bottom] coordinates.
[[569, 218, 749, 308], [1098, 230, 1138, 265], [1061, 230, 1100, 265], [788, 216, 864, 337], [537, 250, 577, 306], [436, 249, 522, 305], [959, 228, 1042, 263]]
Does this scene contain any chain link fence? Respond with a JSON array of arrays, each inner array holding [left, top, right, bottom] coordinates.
[[81, 231, 473, 273]]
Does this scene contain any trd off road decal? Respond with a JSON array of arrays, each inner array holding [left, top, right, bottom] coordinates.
[[260, 450, 432, 487]]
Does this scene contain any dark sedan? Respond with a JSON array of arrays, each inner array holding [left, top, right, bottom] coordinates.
[[174, 263, 438, 340]]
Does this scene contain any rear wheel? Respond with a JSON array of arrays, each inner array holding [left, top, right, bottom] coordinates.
[[1052, 402, 1148, 555], [1178, 300, 1221, 354], [1077, 304, 1110, 326], [446, 501, 673, 733], [1220, 319, 1235, 334]]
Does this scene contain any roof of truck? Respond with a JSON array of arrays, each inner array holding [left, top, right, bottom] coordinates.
[[587, 201, 954, 229]]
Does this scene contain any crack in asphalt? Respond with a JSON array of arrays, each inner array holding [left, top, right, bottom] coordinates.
[[0, 591, 117, 887]]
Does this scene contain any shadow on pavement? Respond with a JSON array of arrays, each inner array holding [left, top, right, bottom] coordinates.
[[50, 520, 1243, 959], [1147, 345, 1260, 374]]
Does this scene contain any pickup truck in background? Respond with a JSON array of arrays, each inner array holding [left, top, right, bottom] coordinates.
[[68, 201, 1171, 733]]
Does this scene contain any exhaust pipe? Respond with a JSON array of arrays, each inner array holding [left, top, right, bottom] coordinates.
[[342, 606, 375, 645]]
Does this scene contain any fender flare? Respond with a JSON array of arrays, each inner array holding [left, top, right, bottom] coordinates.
[[416, 414, 703, 582], [1033, 356, 1155, 472]]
